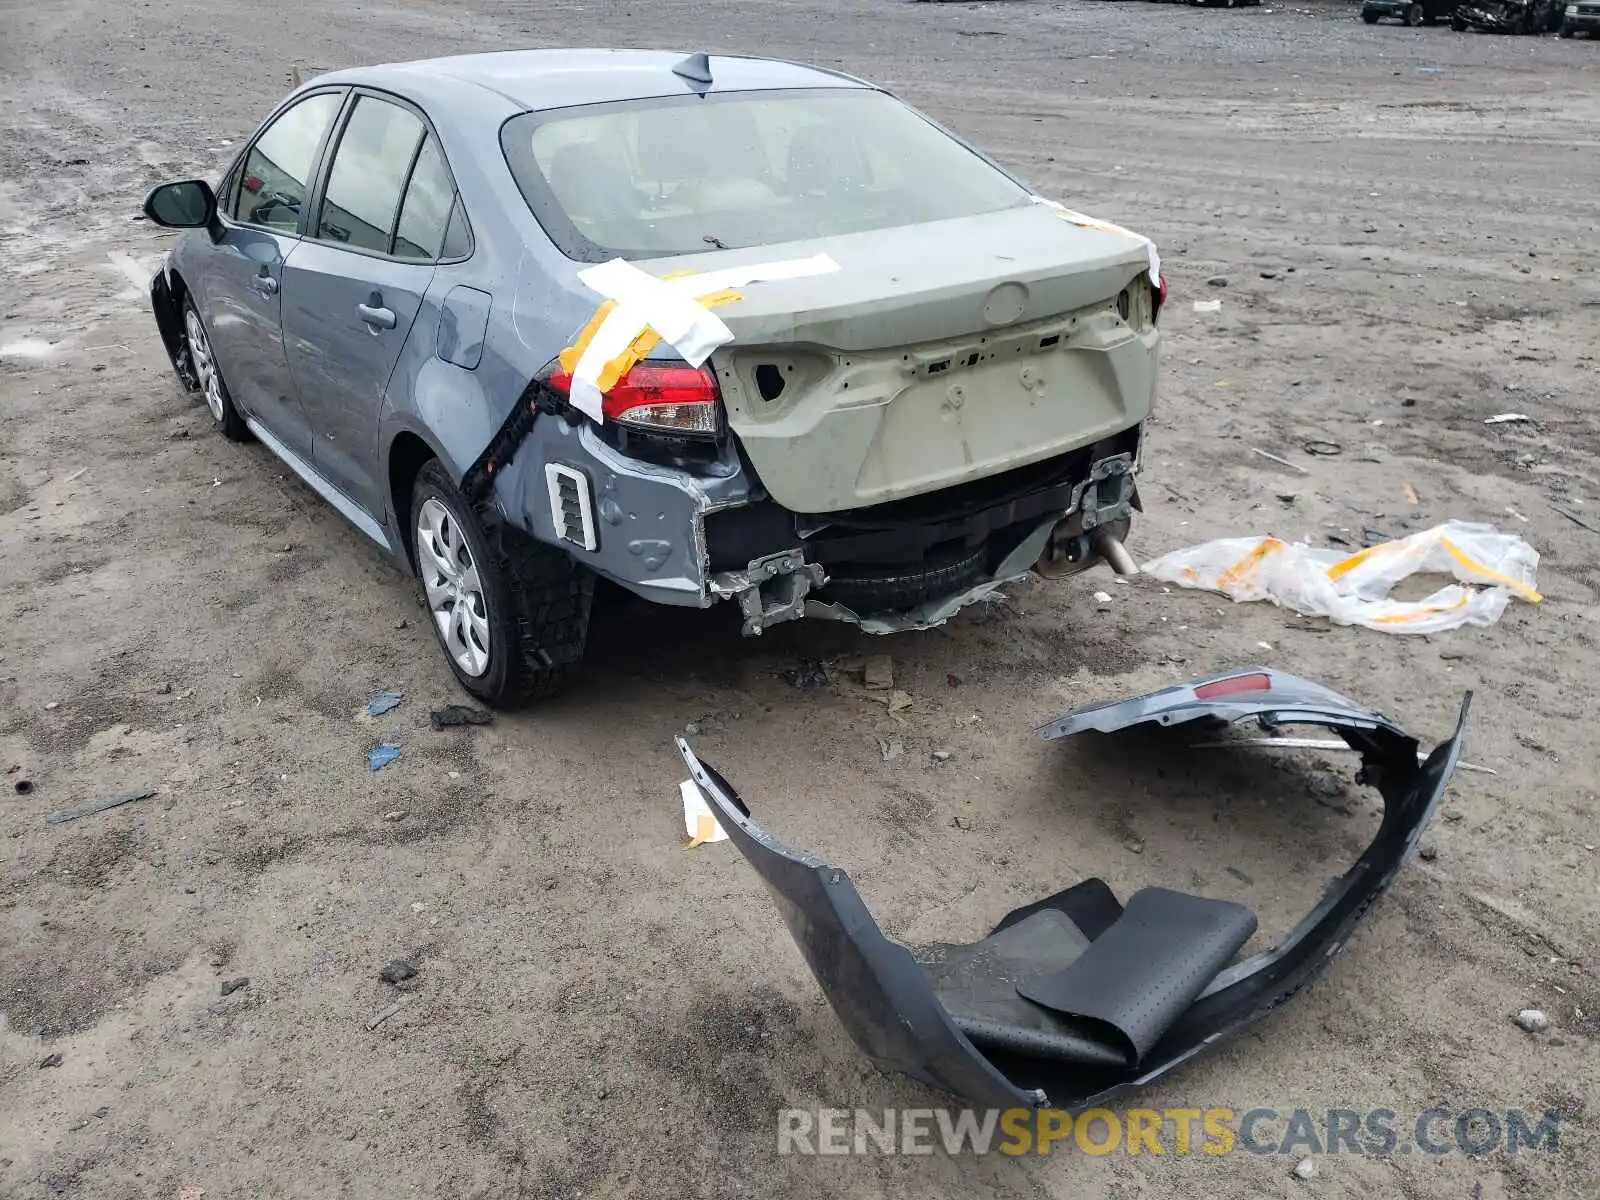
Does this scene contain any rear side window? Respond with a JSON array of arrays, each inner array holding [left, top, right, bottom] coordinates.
[[442, 196, 473, 260], [500, 88, 1029, 261], [317, 95, 425, 253], [394, 135, 457, 260], [237, 91, 343, 230]]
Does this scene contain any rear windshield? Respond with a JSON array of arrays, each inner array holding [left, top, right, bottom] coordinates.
[[500, 88, 1031, 261]]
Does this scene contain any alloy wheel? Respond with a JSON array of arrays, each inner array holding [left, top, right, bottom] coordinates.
[[416, 497, 491, 677], [185, 308, 225, 422]]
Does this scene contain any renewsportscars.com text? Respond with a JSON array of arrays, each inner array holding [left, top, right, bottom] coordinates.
[[777, 1106, 1561, 1158]]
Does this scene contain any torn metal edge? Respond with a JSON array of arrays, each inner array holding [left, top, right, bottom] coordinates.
[[1030, 195, 1161, 288], [805, 517, 1056, 634]]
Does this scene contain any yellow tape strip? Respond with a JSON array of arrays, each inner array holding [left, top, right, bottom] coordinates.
[[685, 812, 718, 850], [562, 287, 745, 397], [1440, 538, 1542, 603], [558, 299, 618, 376], [1325, 540, 1394, 582], [1372, 594, 1470, 625], [1057, 212, 1129, 237], [1327, 537, 1539, 604], [1217, 538, 1285, 593], [595, 327, 662, 393], [559, 271, 713, 377]]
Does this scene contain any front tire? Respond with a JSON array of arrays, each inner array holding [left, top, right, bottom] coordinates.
[[1405, 2, 1424, 22], [183, 298, 250, 442], [409, 460, 591, 707]]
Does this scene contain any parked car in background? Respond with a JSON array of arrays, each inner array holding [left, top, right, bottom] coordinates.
[[1452, 0, 1564, 29], [1560, 0, 1600, 33], [1362, 0, 1461, 24], [141, 50, 1162, 705]]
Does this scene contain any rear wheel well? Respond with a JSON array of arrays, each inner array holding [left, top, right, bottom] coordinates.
[[388, 433, 437, 568]]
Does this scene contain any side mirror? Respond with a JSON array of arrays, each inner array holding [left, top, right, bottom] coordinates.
[[142, 180, 217, 229]]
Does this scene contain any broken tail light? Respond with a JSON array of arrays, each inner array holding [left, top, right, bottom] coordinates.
[[547, 362, 722, 437]]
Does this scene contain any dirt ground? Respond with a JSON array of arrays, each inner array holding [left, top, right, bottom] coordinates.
[[1, 0, 1597, 1196]]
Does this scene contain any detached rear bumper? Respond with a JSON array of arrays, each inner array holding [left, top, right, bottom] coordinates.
[[680, 669, 1470, 1109]]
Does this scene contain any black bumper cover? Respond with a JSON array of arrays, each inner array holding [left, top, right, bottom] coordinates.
[[678, 669, 1470, 1109]]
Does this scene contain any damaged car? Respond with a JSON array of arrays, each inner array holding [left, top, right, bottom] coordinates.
[[1361, 0, 1462, 24], [679, 669, 1470, 1108], [1451, 0, 1564, 29], [139, 49, 1163, 705]]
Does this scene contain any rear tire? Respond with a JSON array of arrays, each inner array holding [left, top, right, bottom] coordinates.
[[1362, 8, 1381, 20], [1405, 2, 1424, 23], [182, 297, 250, 442], [409, 460, 591, 707], [1451, 13, 1468, 28]]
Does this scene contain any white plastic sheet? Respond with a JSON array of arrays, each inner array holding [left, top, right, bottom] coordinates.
[[680, 778, 727, 848], [1143, 521, 1541, 634]]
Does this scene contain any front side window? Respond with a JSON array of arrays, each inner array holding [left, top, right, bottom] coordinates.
[[218, 160, 242, 218], [317, 96, 424, 253], [500, 88, 1030, 260], [236, 91, 343, 231]]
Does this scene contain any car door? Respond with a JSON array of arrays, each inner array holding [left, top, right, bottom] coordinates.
[[279, 91, 450, 518], [200, 89, 345, 462]]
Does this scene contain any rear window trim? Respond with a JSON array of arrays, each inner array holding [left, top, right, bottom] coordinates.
[[498, 87, 1027, 264]]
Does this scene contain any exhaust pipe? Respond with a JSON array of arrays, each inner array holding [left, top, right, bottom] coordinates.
[[1093, 530, 1139, 577]]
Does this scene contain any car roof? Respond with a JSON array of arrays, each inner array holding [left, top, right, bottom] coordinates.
[[323, 49, 869, 113]]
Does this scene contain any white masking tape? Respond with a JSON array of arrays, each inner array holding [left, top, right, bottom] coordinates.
[[1030, 195, 1161, 288], [567, 253, 840, 421]]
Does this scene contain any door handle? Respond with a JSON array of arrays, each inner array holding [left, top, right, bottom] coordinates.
[[251, 274, 279, 297], [358, 302, 397, 331]]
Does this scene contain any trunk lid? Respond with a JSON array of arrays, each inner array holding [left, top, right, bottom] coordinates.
[[632, 203, 1161, 515]]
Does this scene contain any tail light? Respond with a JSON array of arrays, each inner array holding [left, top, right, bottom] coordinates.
[[1193, 672, 1272, 701], [547, 362, 722, 437], [1152, 273, 1168, 323]]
